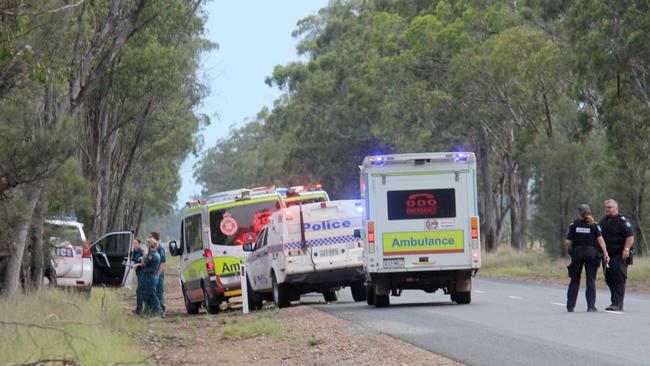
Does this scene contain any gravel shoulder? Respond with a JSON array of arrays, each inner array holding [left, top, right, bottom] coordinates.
[[133, 268, 461, 365]]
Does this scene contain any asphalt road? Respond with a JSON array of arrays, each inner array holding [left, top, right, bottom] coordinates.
[[304, 277, 650, 366]]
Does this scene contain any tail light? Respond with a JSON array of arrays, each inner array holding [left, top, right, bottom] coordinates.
[[82, 246, 92, 258], [204, 249, 216, 278], [470, 216, 480, 263], [367, 221, 376, 253], [367, 221, 375, 243], [321, 202, 327, 208], [470, 216, 479, 240], [287, 249, 302, 257]]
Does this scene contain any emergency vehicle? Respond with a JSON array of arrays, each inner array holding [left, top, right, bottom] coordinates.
[[168, 187, 283, 314], [277, 184, 330, 207], [359, 152, 480, 307], [243, 200, 366, 309], [45, 217, 135, 292]]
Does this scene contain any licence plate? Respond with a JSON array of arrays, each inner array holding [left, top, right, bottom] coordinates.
[[55, 247, 74, 257], [383, 258, 405, 269], [319, 248, 338, 257]]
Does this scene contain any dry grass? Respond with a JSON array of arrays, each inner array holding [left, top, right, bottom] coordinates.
[[480, 246, 650, 285], [0, 288, 146, 365]]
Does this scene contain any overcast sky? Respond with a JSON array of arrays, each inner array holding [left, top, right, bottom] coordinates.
[[177, 1, 329, 206]]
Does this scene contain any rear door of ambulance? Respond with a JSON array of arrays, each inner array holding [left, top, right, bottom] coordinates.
[[300, 200, 363, 271], [371, 160, 474, 272]]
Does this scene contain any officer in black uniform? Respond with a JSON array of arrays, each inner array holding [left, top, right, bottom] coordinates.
[[564, 204, 609, 312], [599, 199, 635, 312]]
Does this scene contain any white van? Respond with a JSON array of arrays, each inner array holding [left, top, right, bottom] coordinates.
[[45, 217, 135, 292], [359, 152, 480, 307], [168, 187, 283, 314], [243, 200, 366, 309]]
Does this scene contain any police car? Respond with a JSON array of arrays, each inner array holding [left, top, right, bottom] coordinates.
[[46, 217, 135, 292], [243, 199, 366, 309], [168, 187, 283, 314], [359, 152, 481, 307]]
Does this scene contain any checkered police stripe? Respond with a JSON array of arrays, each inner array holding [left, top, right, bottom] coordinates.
[[285, 235, 356, 250]]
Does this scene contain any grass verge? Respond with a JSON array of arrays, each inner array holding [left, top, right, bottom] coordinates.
[[221, 314, 283, 341], [480, 246, 650, 287], [0, 287, 146, 365]]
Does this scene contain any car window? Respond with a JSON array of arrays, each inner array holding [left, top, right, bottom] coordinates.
[[45, 223, 83, 246], [254, 227, 266, 249], [184, 214, 202, 252], [209, 199, 281, 246], [92, 232, 131, 254]]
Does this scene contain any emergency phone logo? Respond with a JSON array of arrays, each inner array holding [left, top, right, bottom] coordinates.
[[406, 193, 438, 216], [220, 212, 238, 236]]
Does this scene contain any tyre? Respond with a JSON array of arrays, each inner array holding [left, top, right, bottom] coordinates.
[[272, 275, 291, 308], [374, 293, 390, 308], [183, 286, 200, 314], [203, 287, 220, 314], [366, 283, 375, 306], [351, 281, 367, 302], [452, 291, 471, 304], [246, 276, 263, 311], [322, 289, 338, 303]]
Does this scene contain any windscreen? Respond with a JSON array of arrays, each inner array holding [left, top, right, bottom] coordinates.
[[387, 189, 456, 220], [285, 195, 327, 207], [209, 199, 281, 246], [44, 223, 83, 246]]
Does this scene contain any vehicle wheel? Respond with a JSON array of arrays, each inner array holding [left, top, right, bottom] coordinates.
[[452, 291, 471, 304], [247, 277, 263, 311], [272, 275, 291, 308], [322, 289, 338, 303], [350, 281, 367, 302], [183, 286, 200, 314], [203, 287, 220, 314], [366, 283, 375, 306], [374, 293, 390, 308]]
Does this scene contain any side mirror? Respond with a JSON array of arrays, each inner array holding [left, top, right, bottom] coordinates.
[[168, 240, 182, 256], [353, 229, 362, 239], [243, 243, 254, 252]]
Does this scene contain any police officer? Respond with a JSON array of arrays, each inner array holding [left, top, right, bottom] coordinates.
[[564, 204, 609, 312], [130, 238, 144, 314], [599, 199, 635, 311], [140, 238, 162, 316], [150, 231, 166, 316]]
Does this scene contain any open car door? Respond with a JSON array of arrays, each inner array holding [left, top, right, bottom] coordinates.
[[91, 231, 134, 287]]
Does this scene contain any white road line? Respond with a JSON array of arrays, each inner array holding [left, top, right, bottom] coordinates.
[[551, 302, 566, 306], [508, 295, 523, 299], [473, 290, 485, 294], [605, 310, 624, 315]]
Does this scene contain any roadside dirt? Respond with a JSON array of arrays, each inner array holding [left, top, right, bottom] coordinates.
[[130, 268, 461, 366]]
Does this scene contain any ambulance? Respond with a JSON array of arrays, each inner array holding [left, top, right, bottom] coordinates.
[[243, 199, 366, 309], [359, 152, 480, 307], [168, 187, 283, 314], [278, 184, 330, 207]]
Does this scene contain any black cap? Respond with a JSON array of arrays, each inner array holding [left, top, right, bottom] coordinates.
[[578, 204, 591, 215]]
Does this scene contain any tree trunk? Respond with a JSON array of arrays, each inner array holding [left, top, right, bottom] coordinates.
[[509, 160, 523, 250], [3, 185, 41, 298], [477, 131, 498, 252], [29, 200, 45, 291], [518, 177, 529, 249]]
